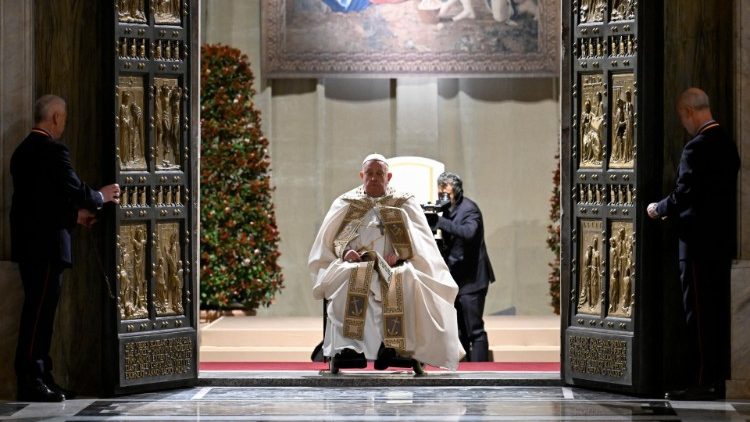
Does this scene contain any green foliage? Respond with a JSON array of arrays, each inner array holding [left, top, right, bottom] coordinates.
[[200, 44, 283, 311], [546, 151, 561, 315]]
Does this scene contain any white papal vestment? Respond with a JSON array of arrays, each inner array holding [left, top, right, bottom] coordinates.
[[308, 186, 465, 370]]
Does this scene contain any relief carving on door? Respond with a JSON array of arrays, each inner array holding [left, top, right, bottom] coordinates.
[[579, 74, 605, 168], [610, 0, 635, 22], [608, 221, 635, 317], [155, 222, 184, 316], [154, 0, 181, 25], [117, 0, 146, 23], [154, 78, 182, 170], [117, 76, 147, 171], [118, 224, 149, 320], [609, 73, 636, 169], [579, 0, 606, 24], [577, 219, 604, 315]]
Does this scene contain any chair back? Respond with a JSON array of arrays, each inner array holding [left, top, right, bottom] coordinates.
[[387, 156, 445, 204]]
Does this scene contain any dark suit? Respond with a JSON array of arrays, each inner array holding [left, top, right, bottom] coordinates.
[[656, 121, 740, 393], [437, 196, 495, 361], [10, 128, 102, 382]]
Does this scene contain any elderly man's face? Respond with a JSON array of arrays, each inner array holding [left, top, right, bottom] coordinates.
[[360, 160, 391, 197]]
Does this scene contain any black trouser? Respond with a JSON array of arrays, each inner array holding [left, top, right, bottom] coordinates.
[[14, 260, 64, 381], [679, 257, 731, 391], [455, 288, 489, 362]]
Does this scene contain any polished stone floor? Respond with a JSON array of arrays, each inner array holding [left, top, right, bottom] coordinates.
[[2, 386, 749, 421]]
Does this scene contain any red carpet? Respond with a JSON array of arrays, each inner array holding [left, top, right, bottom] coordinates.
[[200, 362, 560, 372]]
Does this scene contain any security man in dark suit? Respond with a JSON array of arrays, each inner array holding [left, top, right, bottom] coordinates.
[[10, 95, 120, 402], [648, 88, 740, 400], [436, 172, 495, 361]]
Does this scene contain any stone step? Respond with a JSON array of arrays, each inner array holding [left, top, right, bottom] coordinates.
[[197, 372, 562, 388], [200, 346, 316, 362], [199, 345, 560, 363], [485, 316, 560, 347], [200, 316, 323, 348], [199, 315, 560, 362], [200, 316, 560, 347]]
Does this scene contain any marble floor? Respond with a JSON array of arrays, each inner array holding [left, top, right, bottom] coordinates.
[[1, 386, 749, 421]]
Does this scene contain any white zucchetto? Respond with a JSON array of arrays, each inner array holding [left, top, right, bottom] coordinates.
[[362, 153, 388, 166]]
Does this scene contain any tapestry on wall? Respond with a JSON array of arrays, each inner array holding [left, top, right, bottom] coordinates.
[[262, 0, 559, 78]]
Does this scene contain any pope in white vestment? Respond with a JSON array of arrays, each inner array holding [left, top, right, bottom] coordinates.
[[308, 154, 465, 371]]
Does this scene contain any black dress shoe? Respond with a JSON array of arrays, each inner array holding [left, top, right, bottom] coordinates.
[[374, 344, 422, 373], [374, 344, 395, 370], [329, 348, 367, 373], [43, 374, 77, 399], [17, 377, 65, 402]]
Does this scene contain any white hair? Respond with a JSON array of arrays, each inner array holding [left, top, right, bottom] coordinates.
[[679, 88, 710, 110], [34, 95, 66, 124]]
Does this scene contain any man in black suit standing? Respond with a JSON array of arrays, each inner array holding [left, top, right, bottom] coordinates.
[[436, 172, 495, 361], [648, 88, 740, 400], [10, 95, 120, 402]]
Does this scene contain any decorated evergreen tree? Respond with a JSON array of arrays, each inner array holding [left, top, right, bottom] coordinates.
[[546, 151, 561, 315], [200, 44, 283, 311]]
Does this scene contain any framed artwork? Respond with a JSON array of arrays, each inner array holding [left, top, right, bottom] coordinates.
[[262, 0, 559, 78]]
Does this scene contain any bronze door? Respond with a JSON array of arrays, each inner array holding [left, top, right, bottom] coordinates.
[[561, 0, 664, 395], [108, 0, 199, 394]]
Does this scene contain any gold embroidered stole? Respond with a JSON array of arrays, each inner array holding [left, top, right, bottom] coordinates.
[[333, 201, 371, 259], [343, 261, 373, 340], [382, 270, 405, 351], [377, 205, 414, 261], [335, 187, 412, 350]]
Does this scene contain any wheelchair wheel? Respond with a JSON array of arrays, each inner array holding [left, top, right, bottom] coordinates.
[[329, 356, 339, 374]]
